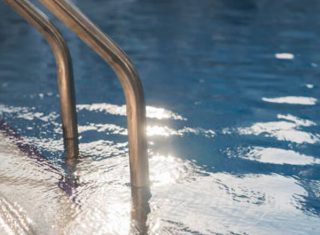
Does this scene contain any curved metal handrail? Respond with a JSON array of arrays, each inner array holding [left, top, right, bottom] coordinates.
[[40, 0, 150, 190], [5, 0, 79, 158]]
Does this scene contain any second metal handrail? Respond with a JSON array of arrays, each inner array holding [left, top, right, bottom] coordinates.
[[4, 0, 79, 158]]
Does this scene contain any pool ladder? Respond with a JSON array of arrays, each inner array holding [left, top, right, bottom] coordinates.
[[5, 0, 150, 228]]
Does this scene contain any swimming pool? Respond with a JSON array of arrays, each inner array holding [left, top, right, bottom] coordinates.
[[0, 0, 320, 234]]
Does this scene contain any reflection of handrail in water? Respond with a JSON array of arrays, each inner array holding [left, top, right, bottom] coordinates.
[[39, 0, 150, 191], [4, 0, 79, 159]]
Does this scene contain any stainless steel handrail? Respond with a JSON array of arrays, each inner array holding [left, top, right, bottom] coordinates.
[[39, 0, 150, 191], [5, 0, 79, 158]]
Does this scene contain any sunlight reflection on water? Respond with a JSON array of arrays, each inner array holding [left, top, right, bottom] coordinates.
[[262, 96, 317, 105], [237, 114, 320, 144], [240, 147, 320, 165], [0, 102, 319, 234], [77, 103, 186, 121]]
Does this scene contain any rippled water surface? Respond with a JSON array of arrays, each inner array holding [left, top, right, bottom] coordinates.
[[0, 0, 320, 234]]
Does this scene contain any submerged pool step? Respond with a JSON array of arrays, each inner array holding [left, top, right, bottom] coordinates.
[[0, 130, 77, 235]]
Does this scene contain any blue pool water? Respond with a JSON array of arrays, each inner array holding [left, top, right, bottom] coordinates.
[[0, 0, 320, 234]]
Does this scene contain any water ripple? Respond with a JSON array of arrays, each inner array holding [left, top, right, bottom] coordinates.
[[243, 147, 320, 165], [77, 103, 186, 121], [262, 96, 317, 105], [237, 114, 319, 144]]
